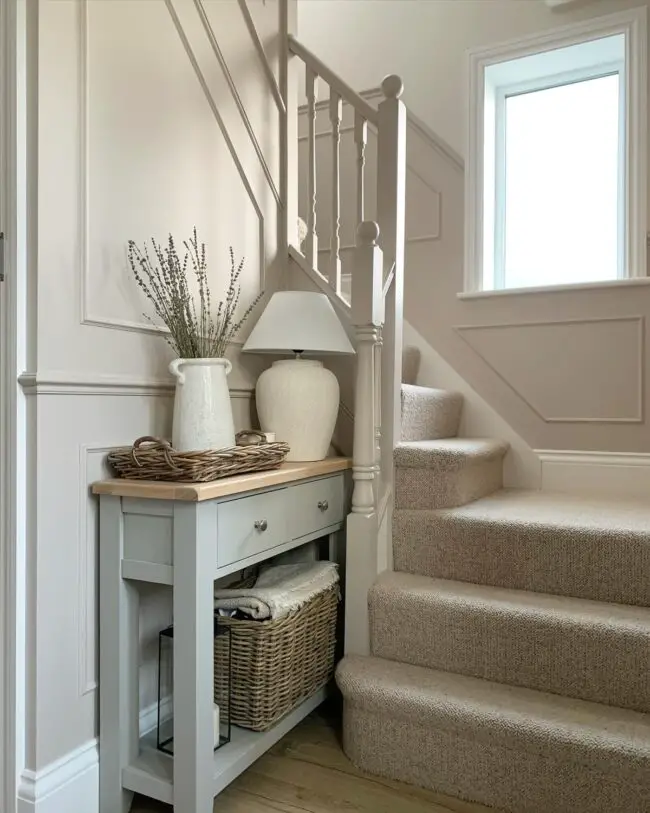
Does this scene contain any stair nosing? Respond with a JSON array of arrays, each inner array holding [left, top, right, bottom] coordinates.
[[372, 572, 650, 628]]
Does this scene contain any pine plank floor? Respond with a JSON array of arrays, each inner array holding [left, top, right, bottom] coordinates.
[[130, 705, 500, 813]]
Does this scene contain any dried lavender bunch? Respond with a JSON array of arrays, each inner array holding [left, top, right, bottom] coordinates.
[[127, 228, 262, 359]]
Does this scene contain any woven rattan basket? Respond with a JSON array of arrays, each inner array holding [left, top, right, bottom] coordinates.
[[107, 433, 289, 483], [213, 583, 339, 732]]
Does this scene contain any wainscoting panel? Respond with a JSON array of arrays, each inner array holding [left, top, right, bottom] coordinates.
[[456, 317, 645, 423]]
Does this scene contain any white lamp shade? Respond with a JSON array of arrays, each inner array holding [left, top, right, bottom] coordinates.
[[242, 292, 354, 355]]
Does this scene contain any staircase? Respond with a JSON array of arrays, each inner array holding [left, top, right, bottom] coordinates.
[[336, 383, 650, 813]]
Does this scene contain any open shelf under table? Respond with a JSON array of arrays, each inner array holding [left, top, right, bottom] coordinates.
[[121, 687, 329, 804]]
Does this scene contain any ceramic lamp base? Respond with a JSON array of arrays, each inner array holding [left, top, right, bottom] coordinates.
[[255, 359, 339, 461]]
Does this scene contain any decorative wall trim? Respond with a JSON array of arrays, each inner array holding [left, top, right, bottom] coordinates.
[[15, 694, 165, 813], [236, 0, 285, 115], [455, 315, 645, 424], [18, 371, 254, 399], [194, 0, 280, 205], [79, 0, 266, 335], [78, 444, 121, 697], [536, 449, 650, 498], [17, 739, 98, 813]]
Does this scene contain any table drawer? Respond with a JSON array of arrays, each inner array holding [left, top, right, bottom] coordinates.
[[289, 475, 344, 540], [217, 489, 287, 567]]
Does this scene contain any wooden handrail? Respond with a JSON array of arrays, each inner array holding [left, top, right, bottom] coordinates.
[[288, 35, 379, 125]]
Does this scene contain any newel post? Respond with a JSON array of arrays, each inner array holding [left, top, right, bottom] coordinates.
[[351, 221, 384, 515], [376, 75, 406, 491], [345, 221, 384, 657]]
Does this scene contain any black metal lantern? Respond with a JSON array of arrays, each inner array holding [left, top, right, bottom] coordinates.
[[157, 615, 232, 755]]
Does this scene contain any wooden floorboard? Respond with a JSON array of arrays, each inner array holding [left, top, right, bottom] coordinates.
[[129, 707, 499, 813]]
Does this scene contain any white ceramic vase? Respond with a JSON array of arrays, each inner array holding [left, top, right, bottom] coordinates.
[[169, 358, 235, 452]]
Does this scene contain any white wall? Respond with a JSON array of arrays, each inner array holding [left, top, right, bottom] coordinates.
[[298, 0, 650, 158], [17, 0, 291, 808]]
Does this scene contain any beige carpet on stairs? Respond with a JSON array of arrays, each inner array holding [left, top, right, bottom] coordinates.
[[338, 656, 650, 813], [370, 570, 650, 713], [337, 381, 650, 813]]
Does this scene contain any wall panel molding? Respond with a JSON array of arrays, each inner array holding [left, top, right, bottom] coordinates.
[[194, 0, 280, 205], [78, 0, 267, 336], [78, 444, 117, 696], [456, 315, 645, 423]]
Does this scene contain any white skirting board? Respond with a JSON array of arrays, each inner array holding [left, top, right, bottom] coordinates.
[[536, 450, 650, 499], [15, 699, 170, 812], [17, 741, 99, 813]]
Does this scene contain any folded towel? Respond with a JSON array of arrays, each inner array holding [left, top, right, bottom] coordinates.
[[214, 561, 338, 621]]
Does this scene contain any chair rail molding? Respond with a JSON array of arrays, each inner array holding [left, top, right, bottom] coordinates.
[[17, 371, 254, 399]]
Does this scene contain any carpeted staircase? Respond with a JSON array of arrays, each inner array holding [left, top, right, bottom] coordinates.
[[336, 383, 650, 813]]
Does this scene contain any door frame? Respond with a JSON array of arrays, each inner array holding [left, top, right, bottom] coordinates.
[[1, 0, 21, 810]]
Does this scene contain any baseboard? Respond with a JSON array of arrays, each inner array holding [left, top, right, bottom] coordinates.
[[536, 449, 650, 498], [15, 698, 172, 812], [17, 740, 98, 813]]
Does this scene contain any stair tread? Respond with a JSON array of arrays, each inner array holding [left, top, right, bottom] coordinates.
[[338, 655, 650, 748], [395, 437, 508, 467], [374, 571, 650, 627], [402, 487, 650, 533]]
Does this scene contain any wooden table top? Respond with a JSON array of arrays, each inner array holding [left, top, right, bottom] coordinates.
[[92, 458, 352, 502]]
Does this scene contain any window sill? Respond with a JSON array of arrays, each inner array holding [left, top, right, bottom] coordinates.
[[457, 276, 650, 300]]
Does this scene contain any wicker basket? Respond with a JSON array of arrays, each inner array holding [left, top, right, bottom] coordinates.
[[107, 434, 289, 483], [213, 584, 339, 732]]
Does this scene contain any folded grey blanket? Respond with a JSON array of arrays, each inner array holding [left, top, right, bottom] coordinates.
[[214, 561, 338, 621]]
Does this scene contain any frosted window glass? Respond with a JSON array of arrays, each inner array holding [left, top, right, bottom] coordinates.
[[503, 74, 620, 289]]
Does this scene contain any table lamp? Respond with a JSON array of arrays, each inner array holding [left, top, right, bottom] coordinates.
[[242, 291, 355, 461]]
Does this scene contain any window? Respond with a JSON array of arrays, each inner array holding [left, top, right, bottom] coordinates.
[[465, 10, 647, 293]]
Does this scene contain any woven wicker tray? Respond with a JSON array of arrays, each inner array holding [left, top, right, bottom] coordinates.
[[107, 433, 290, 483]]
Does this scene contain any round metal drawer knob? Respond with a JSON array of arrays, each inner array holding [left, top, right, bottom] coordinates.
[[317, 500, 329, 512], [254, 519, 268, 531]]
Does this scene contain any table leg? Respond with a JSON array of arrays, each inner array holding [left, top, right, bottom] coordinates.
[[99, 495, 138, 813], [172, 502, 217, 813]]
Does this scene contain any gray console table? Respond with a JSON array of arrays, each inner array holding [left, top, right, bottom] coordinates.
[[93, 458, 351, 813]]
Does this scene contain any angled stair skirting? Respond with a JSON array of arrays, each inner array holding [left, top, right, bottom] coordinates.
[[338, 380, 650, 812]]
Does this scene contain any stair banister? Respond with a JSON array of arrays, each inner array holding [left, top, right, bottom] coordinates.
[[287, 36, 379, 125], [345, 221, 384, 656], [376, 75, 407, 510], [350, 221, 384, 515]]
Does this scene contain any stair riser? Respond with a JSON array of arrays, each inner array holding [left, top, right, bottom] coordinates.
[[342, 704, 650, 813], [370, 589, 650, 713], [401, 387, 462, 442], [395, 459, 503, 509], [393, 512, 650, 606]]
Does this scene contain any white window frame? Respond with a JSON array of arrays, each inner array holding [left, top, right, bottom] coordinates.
[[464, 7, 647, 294]]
